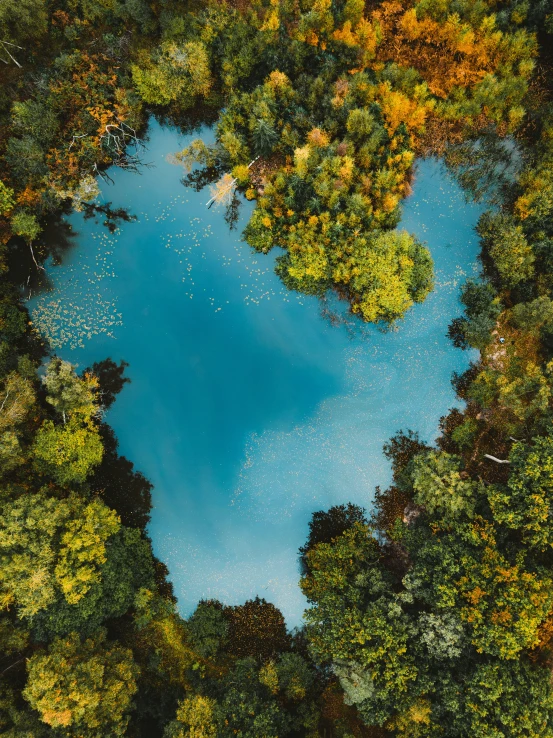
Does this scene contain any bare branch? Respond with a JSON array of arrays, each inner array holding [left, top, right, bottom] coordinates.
[[1, 40, 22, 68], [484, 454, 511, 465], [69, 133, 89, 150], [0, 390, 10, 413], [29, 242, 45, 272], [0, 658, 24, 676], [206, 156, 260, 208]]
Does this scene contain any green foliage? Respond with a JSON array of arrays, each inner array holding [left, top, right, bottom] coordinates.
[[165, 694, 217, 738], [511, 296, 553, 333], [33, 417, 104, 485], [31, 527, 155, 639], [10, 212, 41, 243], [0, 0, 48, 45], [412, 451, 481, 520], [0, 181, 15, 216], [0, 684, 50, 738], [0, 371, 36, 475], [299, 502, 366, 574], [132, 41, 212, 106], [43, 358, 99, 421], [448, 280, 502, 350], [0, 492, 119, 617], [302, 523, 418, 725], [23, 630, 139, 736], [166, 655, 319, 738], [187, 600, 229, 659], [440, 660, 553, 738], [478, 211, 535, 288], [488, 437, 553, 549], [0, 1, 551, 737]]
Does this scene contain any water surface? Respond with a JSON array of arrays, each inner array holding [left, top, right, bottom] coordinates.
[[30, 120, 483, 623]]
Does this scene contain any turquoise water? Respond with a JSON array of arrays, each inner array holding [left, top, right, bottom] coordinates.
[[29, 120, 483, 624]]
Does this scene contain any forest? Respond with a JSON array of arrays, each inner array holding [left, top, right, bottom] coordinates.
[[1, 0, 553, 735]]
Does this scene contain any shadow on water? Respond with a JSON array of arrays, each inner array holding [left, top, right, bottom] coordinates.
[[81, 201, 138, 234], [9, 202, 139, 303]]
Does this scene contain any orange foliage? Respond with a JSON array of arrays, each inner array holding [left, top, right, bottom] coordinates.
[[371, 1, 520, 98], [529, 612, 553, 665], [377, 82, 430, 138], [44, 53, 133, 191], [16, 186, 41, 208]]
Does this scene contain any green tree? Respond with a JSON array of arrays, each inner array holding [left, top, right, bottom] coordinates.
[[488, 437, 553, 549], [43, 358, 99, 423], [0, 371, 36, 475], [132, 41, 212, 106], [0, 181, 15, 216], [302, 523, 418, 725], [33, 416, 104, 485], [511, 296, 553, 333], [31, 527, 155, 639], [478, 212, 535, 288], [10, 212, 41, 243], [412, 451, 481, 521], [23, 630, 139, 737], [166, 656, 318, 738], [0, 492, 119, 617], [164, 695, 217, 738], [0, 0, 48, 47], [187, 600, 229, 659]]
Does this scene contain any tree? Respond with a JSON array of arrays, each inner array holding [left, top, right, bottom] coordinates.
[[0, 371, 36, 475], [487, 438, 553, 549], [322, 228, 432, 323], [164, 695, 217, 738], [299, 503, 366, 573], [511, 296, 553, 334], [187, 600, 229, 660], [224, 597, 291, 661], [302, 523, 418, 726], [0, 492, 119, 618], [0, 0, 48, 47], [132, 41, 212, 107], [43, 358, 99, 423], [252, 119, 279, 157], [31, 527, 155, 640], [0, 181, 15, 216], [33, 416, 104, 485], [478, 212, 535, 288], [412, 451, 481, 521], [10, 212, 41, 243], [0, 684, 50, 738], [166, 655, 319, 738], [23, 630, 139, 737]]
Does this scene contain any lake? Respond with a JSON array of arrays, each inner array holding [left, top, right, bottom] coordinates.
[[28, 120, 483, 624]]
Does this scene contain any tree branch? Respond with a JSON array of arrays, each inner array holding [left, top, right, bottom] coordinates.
[[484, 454, 511, 464]]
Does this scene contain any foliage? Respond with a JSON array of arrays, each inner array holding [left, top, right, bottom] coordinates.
[[0, 491, 120, 617], [44, 357, 99, 421], [33, 416, 104, 485], [162, 0, 536, 322], [23, 630, 139, 736], [132, 41, 212, 106], [0, 0, 552, 737]]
